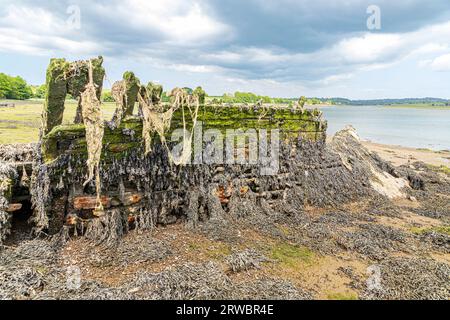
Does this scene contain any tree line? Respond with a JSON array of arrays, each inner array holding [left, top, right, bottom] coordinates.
[[0, 73, 47, 100], [4, 72, 448, 107]]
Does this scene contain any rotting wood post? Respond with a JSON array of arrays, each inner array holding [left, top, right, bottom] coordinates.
[[42, 58, 70, 135], [68, 56, 106, 124], [146, 82, 163, 104], [123, 71, 140, 116], [42, 56, 106, 133]]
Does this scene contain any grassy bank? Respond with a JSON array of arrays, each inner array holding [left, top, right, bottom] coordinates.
[[0, 99, 117, 144]]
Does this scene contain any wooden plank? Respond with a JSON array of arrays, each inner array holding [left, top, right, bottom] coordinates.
[[6, 203, 22, 212]]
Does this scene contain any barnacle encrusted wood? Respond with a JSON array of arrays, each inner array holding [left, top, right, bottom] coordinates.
[[138, 88, 176, 155], [80, 62, 105, 216], [21, 56, 410, 246], [0, 163, 16, 244], [37, 99, 337, 245]]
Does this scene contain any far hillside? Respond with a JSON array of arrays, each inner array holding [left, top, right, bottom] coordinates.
[[1, 72, 449, 108]]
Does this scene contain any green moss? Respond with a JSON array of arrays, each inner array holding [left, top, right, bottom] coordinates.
[[0, 178, 13, 202], [327, 292, 359, 300], [41, 106, 326, 164], [206, 243, 232, 259], [427, 165, 450, 175], [42, 57, 106, 133], [42, 58, 70, 134], [123, 71, 140, 116], [187, 241, 231, 260], [66, 56, 105, 100], [411, 225, 450, 236], [146, 82, 163, 104], [270, 242, 314, 268], [106, 142, 140, 154], [45, 123, 86, 139]]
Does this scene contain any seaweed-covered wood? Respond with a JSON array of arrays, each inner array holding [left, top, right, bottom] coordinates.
[[110, 72, 141, 127], [41, 57, 105, 133], [42, 105, 326, 164], [0, 163, 16, 244], [67, 57, 105, 124], [80, 62, 105, 216], [42, 58, 70, 135], [147, 82, 163, 104]]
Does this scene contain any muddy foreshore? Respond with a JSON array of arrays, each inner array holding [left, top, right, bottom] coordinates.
[[0, 127, 449, 300]]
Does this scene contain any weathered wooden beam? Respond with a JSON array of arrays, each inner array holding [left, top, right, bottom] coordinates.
[[73, 196, 111, 210], [73, 192, 143, 210], [6, 203, 22, 213]]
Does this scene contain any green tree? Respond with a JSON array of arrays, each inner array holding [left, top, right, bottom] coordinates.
[[31, 84, 47, 99], [101, 90, 115, 102], [0, 73, 32, 100], [0, 73, 12, 99], [10, 76, 32, 99]]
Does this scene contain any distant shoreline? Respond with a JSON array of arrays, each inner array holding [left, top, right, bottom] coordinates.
[[315, 104, 450, 110]]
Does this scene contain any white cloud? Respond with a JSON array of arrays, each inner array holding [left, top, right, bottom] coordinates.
[[429, 53, 450, 71], [203, 19, 450, 83], [2, 4, 56, 33], [0, 0, 231, 56], [165, 63, 222, 73], [93, 0, 230, 45], [321, 73, 354, 85], [0, 0, 449, 98], [0, 4, 102, 55], [334, 33, 402, 63]]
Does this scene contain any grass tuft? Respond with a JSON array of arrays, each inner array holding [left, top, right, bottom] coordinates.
[[327, 292, 358, 300], [427, 165, 450, 175], [410, 225, 450, 236], [270, 242, 314, 268]]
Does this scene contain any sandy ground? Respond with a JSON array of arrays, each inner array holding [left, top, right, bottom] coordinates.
[[362, 141, 450, 167]]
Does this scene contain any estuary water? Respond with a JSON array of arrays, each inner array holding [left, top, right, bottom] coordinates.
[[321, 105, 450, 151]]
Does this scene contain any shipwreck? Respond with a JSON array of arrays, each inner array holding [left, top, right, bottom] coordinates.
[[0, 56, 411, 245]]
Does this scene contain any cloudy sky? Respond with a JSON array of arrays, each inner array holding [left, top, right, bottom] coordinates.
[[1, 0, 450, 99]]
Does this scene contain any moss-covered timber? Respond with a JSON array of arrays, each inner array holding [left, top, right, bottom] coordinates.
[[42, 57, 106, 133], [41, 105, 326, 164], [42, 58, 70, 134], [67, 56, 105, 100], [146, 82, 163, 104], [69, 57, 105, 123], [122, 72, 140, 116]]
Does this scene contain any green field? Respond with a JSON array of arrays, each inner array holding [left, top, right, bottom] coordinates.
[[0, 99, 117, 144]]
